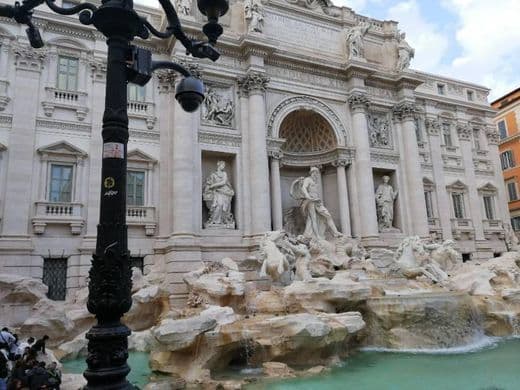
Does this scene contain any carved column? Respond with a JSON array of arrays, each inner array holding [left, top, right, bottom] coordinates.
[[486, 126, 509, 222], [333, 159, 351, 237], [238, 71, 271, 235], [171, 77, 197, 236], [393, 102, 429, 237], [457, 121, 485, 241], [425, 117, 452, 240], [268, 150, 283, 231], [2, 46, 46, 236], [348, 92, 378, 238], [155, 70, 176, 237]]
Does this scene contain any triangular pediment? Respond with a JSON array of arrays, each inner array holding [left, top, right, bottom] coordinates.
[[447, 179, 467, 190], [478, 182, 497, 192], [423, 177, 434, 186], [37, 141, 87, 158], [127, 149, 157, 164]]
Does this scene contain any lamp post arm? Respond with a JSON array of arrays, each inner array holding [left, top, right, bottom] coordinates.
[[151, 60, 191, 78]]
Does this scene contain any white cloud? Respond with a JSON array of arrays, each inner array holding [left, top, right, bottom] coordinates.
[[386, 1, 449, 73], [440, 0, 520, 99]]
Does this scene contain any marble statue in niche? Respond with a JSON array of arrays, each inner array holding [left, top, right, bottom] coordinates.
[[203, 161, 235, 229], [375, 175, 398, 232], [345, 21, 371, 59], [396, 31, 414, 71], [368, 113, 392, 148], [175, 0, 192, 15], [245, 0, 264, 33], [202, 88, 234, 127], [290, 166, 342, 240]]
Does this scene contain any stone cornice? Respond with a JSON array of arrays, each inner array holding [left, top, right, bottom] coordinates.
[[198, 131, 242, 148], [238, 36, 278, 59]]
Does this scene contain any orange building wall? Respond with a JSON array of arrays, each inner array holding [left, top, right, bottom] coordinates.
[[494, 88, 520, 224]]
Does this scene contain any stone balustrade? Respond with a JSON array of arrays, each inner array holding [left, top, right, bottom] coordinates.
[[32, 201, 84, 234], [127, 100, 156, 129], [42, 87, 88, 121], [127, 206, 156, 236]]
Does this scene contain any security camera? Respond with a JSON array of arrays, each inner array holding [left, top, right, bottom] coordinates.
[[175, 76, 205, 113]]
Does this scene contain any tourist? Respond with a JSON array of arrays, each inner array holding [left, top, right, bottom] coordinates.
[[27, 361, 49, 390], [30, 336, 49, 356], [17, 337, 34, 358], [8, 359, 27, 389], [0, 330, 14, 355], [46, 362, 61, 389], [0, 349, 8, 390]]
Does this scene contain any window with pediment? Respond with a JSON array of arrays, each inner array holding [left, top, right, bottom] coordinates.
[[478, 183, 498, 221], [279, 110, 336, 153], [447, 180, 468, 220]]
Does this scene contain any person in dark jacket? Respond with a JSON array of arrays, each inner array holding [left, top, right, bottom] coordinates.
[[29, 336, 49, 358], [27, 361, 49, 390]]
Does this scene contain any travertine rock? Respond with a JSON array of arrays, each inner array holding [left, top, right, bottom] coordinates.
[[150, 311, 365, 382], [61, 373, 87, 390], [262, 362, 296, 378], [55, 332, 88, 361], [365, 292, 481, 349], [0, 274, 49, 327], [124, 285, 168, 331], [20, 300, 75, 346], [369, 248, 395, 271], [283, 279, 371, 313]]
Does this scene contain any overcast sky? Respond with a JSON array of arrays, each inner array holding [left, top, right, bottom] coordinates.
[[136, 0, 520, 100]]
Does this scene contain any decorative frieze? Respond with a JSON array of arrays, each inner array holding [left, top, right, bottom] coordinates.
[[238, 71, 269, 96], [370, 151, 400, 164], [198, 131, 242, 148], [36, 118, 91, 133]]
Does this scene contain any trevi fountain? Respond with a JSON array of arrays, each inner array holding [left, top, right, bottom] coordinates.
[[0, 0, 516, 388], [2, 165, 520, 389]]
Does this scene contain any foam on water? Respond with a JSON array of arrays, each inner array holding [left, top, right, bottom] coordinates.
[[360, 334, 503, 355]]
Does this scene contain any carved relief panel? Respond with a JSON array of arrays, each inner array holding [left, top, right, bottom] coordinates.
[[368, 111, 393, 149], [201, 85, 235, 128]]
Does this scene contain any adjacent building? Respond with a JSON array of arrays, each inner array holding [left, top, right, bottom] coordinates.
[[493, 87, 520, 232], [0, 0, 508, 303]]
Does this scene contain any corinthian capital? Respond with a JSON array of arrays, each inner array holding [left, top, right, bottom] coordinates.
[[238, 71, 270, 96], [347, 92, 370, 110], [456, 123, 471, 141], [392, 101, 417, 121], [425, 118, 440, 136], [155, 70, 177, 94], [485, 126, 500, 145]]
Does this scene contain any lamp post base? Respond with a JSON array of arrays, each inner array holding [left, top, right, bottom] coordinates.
[[84, 323, 134, 390]]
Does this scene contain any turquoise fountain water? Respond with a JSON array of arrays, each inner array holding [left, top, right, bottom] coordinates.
[[247, 338, 520, 390], [61, 352, 151, 388]]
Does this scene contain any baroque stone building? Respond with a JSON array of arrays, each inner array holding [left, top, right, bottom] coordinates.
[[0, 0, 508, 302]]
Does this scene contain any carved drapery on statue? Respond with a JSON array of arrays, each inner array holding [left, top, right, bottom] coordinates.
[[289, 167, 341, 240], [375, 175, 398, 232], [203, 161, 235, 229], [345, 22, 371, 60], [395, 31, 414, 71], [244, 0, 264, 33]]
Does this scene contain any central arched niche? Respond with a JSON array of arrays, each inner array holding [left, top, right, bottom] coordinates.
[[278, 109, 341, 233], [279, 109, 337, 153]]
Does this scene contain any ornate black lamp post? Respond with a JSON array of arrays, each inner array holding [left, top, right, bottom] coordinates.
[[0, 0, 228, 388]]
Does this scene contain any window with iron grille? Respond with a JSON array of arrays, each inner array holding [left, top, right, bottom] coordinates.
[[49, 164, 73, 202], [42, 258, 68, 301], [130, 257, 144, 272], [500, 150, 515, 170], [57, 56, 78, 91]]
